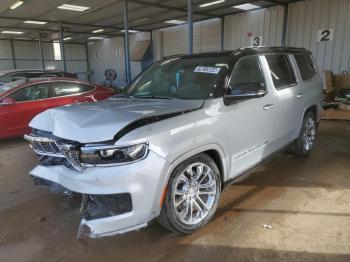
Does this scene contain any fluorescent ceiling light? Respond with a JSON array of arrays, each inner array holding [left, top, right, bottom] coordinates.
[[233, 3, 260, 10], [92, 29, 104, 33], [10, 1, 23, 10], [120, 29, 139, 33], [165, 20, 186, 25], [88, 36, 104, 40], [199, 0, 225, 8], [63, 37, 72, 41], [24, 20, 47, 25], [1, 30, 24, 34], [57, 4, 90, 12]]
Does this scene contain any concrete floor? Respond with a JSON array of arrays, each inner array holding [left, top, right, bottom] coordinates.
[[0, 120, 349, 262]]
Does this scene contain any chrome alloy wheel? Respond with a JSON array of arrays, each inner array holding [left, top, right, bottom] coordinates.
[[172, 162, 217, 225], [302, 116, 316, 151]]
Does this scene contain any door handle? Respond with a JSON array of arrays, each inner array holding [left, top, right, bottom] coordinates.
[[263, 104, 275, 111], [296, 93, 303, 98]]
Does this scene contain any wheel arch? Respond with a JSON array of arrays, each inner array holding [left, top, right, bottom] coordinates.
[[156, 144, 229, 215], [298, 104, 319, 135]]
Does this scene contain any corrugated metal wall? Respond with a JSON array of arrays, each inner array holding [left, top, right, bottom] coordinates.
[[224, 5, 284, 49], [0, 39, 88, 77], [162, 18, 221, 56], [0, 40, 14, 70], [87, 37, 126, 86], [286, 0, 350, 73]]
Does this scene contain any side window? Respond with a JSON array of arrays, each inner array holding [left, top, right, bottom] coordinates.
[[9, 83, 50, 102], [80, 84, 95, 93], [265, 54, 297, 89], [294, 54, 316, 81], [52, 82, 92, 97], [228, 56, 265, 95]]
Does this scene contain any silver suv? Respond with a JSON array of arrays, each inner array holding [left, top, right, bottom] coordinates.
[[25, 47, 323, 238]]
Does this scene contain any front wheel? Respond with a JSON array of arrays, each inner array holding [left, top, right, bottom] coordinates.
[[293, 111, 317, 156], [158, 153, 221, 234]]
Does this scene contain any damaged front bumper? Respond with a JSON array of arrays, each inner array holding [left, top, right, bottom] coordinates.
[[29, 150, 170, 238]]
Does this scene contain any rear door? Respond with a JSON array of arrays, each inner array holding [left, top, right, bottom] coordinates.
[[293, 54, 323, 121], [5, 82, 50, 136], [264, 53, 303, 146]]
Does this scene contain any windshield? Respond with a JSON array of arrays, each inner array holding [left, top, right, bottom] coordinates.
[[125, 56, 230, 100], [0, 79, 26, 95]]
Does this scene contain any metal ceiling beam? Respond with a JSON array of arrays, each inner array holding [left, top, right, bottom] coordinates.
[[128, 0, 218, 18], [0, 25, 119, 37], [133, 0, 278, 30], [0, 15, 124, 30]]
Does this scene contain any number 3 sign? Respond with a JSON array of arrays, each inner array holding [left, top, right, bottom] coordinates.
[[251, 36, 263, 47], [317, 29, 334, 42]]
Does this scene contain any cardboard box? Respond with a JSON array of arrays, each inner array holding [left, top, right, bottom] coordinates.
[[322, 109, 350, 120], [334, 74, 350, 91], [323, 71, 335, 93]]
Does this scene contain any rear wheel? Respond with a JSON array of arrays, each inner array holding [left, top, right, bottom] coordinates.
[[158, 153, 221, 234], [293, 111, 317, 156]]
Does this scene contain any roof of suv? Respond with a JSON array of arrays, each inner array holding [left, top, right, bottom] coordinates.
[[164, 47, 311, 60]]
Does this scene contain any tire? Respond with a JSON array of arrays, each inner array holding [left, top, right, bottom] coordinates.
[[292, 111, 317, 156], [158, 153, 221, 234]]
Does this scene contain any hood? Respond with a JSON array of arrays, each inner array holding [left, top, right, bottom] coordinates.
[[29, 98, 204, 143]]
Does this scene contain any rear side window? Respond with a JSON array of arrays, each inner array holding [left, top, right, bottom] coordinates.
[[294, 54, 316, 81], [265, 54, 297, 89], [52, 82, 94, 97]]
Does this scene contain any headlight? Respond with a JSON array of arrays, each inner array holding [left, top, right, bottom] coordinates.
[[80, 143, 148, 166]]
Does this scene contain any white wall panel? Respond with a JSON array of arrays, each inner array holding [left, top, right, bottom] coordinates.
[[88, 37, 126, 85], [287, 0, 350, 73], [0, 40, 88, 75], [0, 40, 12, 59], [224, 5, 284, 50], [14, 41, 40, 59], [163, 18, 221, 56]]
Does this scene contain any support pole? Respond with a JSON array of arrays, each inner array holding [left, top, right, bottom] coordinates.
[[150, 31, 153, 63], [220, 17, 224, 51], [9, 39, 16, 69], [59, 23, 67, 72], [38, 31, 45, 69], [281, 4, 288, 47], [85, 42, 90, 81], [123, 0, 131, 84], [188, 0, 193, 55]]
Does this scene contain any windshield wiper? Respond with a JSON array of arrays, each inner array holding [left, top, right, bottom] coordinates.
[[133, 95, 176, 100]]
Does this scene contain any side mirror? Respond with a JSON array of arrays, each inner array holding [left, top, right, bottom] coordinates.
[[1, 97, 16, 105], [224, 82, 266, 101]]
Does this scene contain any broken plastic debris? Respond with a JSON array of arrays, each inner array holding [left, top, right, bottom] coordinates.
[[262, 224, 272, 229]]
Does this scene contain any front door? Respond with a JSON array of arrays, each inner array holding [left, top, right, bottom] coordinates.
[[224, 55, 277, 177]]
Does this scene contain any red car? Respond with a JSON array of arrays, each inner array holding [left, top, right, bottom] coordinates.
[[0, 77, 115, 139]]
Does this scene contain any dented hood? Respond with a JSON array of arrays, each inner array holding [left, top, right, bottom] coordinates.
[[29, 98, 204, 143]]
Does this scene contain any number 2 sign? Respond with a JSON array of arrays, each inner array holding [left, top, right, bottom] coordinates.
[[317, 29, 334, 42]]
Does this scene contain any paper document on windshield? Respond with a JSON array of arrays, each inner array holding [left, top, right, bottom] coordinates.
[[194, 66, 221, 74]]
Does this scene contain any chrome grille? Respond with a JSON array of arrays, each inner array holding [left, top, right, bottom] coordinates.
[[24, 134, 83, 172], [31, 140, 61, 155]]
